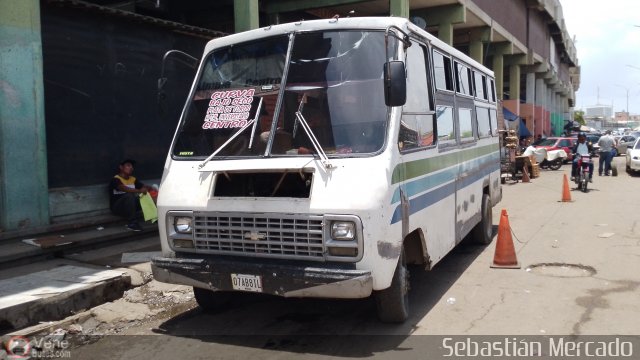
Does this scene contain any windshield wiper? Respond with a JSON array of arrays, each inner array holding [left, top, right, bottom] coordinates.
[[294, 95, 333, 169], [198, 97, 263, 169]]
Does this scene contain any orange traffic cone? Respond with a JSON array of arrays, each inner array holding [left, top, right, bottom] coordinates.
[[521, 166, 530, 183], [491, 209, 521, 269], [561, 174, 572, 202]]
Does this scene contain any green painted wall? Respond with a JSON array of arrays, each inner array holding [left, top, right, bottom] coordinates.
[[551, 113, 564, 136], [0, 0, 49, 230]]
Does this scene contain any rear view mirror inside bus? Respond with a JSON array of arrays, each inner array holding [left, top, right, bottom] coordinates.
[[383, 61, 406, 107]]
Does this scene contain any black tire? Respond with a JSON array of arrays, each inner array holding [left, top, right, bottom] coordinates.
[[549, 159, 562, 171], [581, 178, 588, 193], [375, 250, 409, 323], [471, 193, 493, 245], [193, 287, 233, 312]]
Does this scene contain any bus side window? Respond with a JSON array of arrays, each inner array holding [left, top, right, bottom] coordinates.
[[489, 79, 497, 103], [433, 50, 454, 92], [476, 106, 491, 138], [398, 41, 435, 152], [474, 72, 487, 101], [489, 108, 498, 136], [458, 108, 474, 141], [437, 105, 455, 146], [454, 62, 473, 96]]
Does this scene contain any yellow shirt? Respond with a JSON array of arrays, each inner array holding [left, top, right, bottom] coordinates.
[[112, 175, 137, 195]]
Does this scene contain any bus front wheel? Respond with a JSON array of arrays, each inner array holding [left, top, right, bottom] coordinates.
[[193, 287, 233, 312], [375, 250, 409, 323]]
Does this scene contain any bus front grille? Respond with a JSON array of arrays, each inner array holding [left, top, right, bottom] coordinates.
[[192, 212, 325, 261]]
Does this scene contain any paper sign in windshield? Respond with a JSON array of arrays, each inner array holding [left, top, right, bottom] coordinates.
[[202, 89, 259, 129]]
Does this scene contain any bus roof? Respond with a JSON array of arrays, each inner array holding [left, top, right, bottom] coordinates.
[[203, 17, 493, 77]]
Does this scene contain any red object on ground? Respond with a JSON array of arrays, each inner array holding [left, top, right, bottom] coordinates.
[[491, 209, 521, 269]]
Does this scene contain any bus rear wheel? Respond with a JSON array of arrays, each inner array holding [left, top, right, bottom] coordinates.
[[193, 287, 233, 312], [471, 193, 493, 245], [375, 250, 409, 323]]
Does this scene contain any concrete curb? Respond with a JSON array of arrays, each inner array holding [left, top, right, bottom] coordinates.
[[0, 226, 157, 270], [1, 273, 132, 333], [3, 264, 156, 337]]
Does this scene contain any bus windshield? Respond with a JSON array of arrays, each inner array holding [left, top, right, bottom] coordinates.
[[172, 30, 393, 159]]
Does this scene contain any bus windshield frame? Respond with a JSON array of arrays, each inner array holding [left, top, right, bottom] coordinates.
[[171, 30, 397, 160]]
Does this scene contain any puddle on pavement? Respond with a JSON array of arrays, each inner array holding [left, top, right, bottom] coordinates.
[[526, 263, 596, 278]]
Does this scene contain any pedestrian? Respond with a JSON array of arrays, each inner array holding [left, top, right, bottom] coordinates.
[[532, 134, 543, 146], [597, 130, 615, 176], [109, 159, 151, 231]]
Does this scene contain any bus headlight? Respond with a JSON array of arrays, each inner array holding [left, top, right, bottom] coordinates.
[[174, 216, 193, 234], [331, 221, 355, 240]]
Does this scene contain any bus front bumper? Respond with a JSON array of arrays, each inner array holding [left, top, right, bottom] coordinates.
[[151, 257, 373, 299]]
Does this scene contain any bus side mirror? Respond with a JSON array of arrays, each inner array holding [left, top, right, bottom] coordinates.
[[383, 61, 406, 107]]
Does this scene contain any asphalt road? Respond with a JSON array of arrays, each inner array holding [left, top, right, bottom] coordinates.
[[66, 156, 640, 359]]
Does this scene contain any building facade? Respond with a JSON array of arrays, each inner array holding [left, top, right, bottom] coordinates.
[[586, 105, 614, 119], [0, 0, 579, 232]]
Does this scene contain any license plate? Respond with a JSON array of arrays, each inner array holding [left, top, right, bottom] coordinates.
[[230, 273, 263, 292]]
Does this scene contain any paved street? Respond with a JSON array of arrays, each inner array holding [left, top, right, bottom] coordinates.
[[9, 157, 640, 359], [6, 157, 640, 359], [2, 1, 634, 359]]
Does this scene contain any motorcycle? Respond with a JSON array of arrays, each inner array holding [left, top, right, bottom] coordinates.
[[540, 149, 566, 170], [522, 147, 566, 171], [574, 154, 592, 192]]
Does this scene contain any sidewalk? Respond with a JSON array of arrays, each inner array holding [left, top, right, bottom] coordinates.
[[0, 218, 160, 334]]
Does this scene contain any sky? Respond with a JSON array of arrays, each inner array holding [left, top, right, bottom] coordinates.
[[560, 0, 640, 114]]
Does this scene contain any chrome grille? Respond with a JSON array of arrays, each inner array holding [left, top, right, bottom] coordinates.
[[193, 212, 325, 260]]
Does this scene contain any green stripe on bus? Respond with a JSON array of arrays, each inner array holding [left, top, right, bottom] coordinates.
[[391, 143, 499, 184]]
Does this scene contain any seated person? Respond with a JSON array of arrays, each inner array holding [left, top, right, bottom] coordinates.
[[109, 159, 151, 231]]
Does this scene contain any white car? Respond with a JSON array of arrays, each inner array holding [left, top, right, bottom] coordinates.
[[617, 135, 637, 156], [626, 137, 640, 173]]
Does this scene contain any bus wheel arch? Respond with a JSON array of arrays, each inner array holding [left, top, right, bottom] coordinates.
[[403, 228, 432, 270]]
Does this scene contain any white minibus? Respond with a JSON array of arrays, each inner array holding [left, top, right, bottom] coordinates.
[[152, 16, 502, 322]]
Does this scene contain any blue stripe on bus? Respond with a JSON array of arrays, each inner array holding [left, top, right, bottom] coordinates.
[[391, 152, 500, 204], [390, 161, 500, 224]]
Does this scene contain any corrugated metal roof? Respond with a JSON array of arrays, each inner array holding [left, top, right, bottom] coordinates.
[[46, 0, 228, 39]]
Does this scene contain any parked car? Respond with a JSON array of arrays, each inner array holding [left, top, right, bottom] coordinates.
[[616, 135, 637, 156], [626, 137, 640, 173], [534, 137, 576, 162], [587, 133, 602, 155]]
